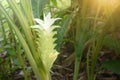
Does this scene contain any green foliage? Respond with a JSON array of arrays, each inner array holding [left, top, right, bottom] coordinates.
[[0, 0, 61, 80], [0, 0, 120, 80], [73, 1, 90, 79], [55, 15, 71, 51], [51, 0, 71, 10], [101, 60, 120, 74], [103, 36, 120, 54], [6, 47, 16, 57], [31, 0, 49, 18], [74, 20, 90, 80], [105, 4, 120, 33]]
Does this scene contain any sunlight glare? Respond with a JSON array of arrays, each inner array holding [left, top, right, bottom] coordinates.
[[97, 0, 119, 9]]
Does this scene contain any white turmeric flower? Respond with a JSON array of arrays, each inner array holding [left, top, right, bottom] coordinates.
[[33, 12, 60, 31]]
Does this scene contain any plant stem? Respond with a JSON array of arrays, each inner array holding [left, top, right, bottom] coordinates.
[[86, 46, 91, 80], [40, 72, 51, 80], [73, 59, 80, 80], [16, 45, 28, 80], [1, 20, 7, 44]]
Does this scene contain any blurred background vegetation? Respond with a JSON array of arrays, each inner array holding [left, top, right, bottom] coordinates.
[[0, 0, 120, 80]]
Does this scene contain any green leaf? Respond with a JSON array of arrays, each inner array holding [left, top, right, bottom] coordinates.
[[55, 15, 71, 51], [101, 60, 120, 74], [0, 3, 42, 79], [103, 36, 120, 54], [6, 48, 16, 56], [13, 58, 20, 66], [31, 0, 49, 18], [54, 0, 71, 10]]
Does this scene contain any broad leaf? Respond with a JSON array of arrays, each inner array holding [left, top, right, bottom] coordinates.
[[101, 60, 120, 74]]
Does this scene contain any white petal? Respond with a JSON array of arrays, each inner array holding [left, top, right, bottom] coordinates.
[[44, 12, 61, 29], [34, 18, 44, 26], [44, 12, 51, 21], [33, 12, 61, 31]]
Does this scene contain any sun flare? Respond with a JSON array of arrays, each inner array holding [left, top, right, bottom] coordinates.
[[97, 0, 119, 9]]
